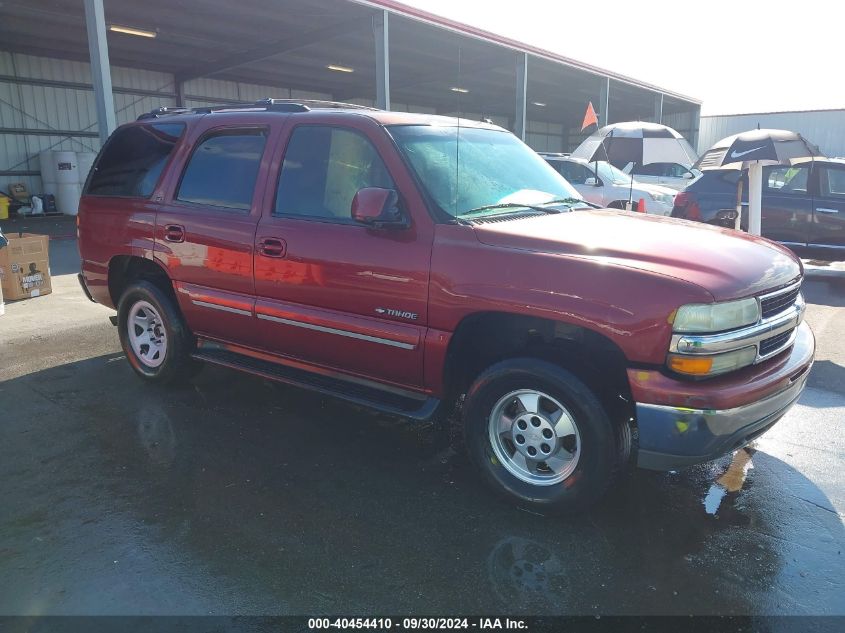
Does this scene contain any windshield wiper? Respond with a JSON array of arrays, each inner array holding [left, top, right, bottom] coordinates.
[[538, 197, 592, 208], [459, 202, 562, 218], [551, 197, 603, 209], [458, 197, 594, 219], [461, 202, 558, 216]]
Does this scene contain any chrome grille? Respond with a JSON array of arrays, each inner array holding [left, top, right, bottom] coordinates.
[[759, 330, 794, 357], [761, 285, 801, 320]]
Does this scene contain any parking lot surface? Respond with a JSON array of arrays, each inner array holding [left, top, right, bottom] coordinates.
[[1, 217, 844, 616]]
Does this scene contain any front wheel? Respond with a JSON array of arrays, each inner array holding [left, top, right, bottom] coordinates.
[[117, 280, 201, 384], [463, 358, 622, 514]]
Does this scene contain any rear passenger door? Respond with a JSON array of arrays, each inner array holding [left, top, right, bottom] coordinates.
[[252, 120, 433, 389], [760, 164, 812, 247], [809, 163, 845, 249], [154, 120, 278, 345]]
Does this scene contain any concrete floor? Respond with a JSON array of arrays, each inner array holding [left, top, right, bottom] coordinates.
[[1, 216, 844, 616]]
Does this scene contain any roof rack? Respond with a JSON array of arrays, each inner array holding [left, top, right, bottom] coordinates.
[[137, 98, 378, 120]]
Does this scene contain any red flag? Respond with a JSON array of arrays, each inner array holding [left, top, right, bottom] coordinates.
[[581, 101, 598, 131]]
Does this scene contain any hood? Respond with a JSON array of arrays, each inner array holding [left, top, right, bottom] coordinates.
[[471, 210, 801, 301]]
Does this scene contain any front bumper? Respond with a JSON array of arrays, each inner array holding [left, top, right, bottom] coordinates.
[[635, 321, 814, 471]]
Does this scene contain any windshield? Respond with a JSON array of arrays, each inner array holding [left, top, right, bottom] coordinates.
[[594, 161, 632, 185], [389, 125, 585, 218]]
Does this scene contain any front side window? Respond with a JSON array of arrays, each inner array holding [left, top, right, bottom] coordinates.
[[558, 161, 591, 184], [389, 126, 583, 218], [820, 166, 845, 198], [595, 161, 632, 185], [275, 126, 394, 220], [177, 129, 267, 211], [765, 165, 809, 193], [86, 123, 185, 197]]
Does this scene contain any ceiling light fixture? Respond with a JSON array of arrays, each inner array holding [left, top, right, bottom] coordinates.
[[450, 87, 469, 94], [327, 64, 355, 73], [108, 25, 157, 38], [532, 102, 547, 107]]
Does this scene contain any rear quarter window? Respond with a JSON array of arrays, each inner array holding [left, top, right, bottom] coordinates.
[[85, 123, 185, 197], [689, 169, 741, 190]]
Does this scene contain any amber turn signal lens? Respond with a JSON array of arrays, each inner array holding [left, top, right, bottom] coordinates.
[[668, 355, 714, 375]]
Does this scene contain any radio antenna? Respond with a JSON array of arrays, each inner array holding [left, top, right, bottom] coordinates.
[[455, 46, 462, 216]]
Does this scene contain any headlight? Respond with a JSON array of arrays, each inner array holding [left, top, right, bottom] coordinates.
[[672, 297, 760, 333]]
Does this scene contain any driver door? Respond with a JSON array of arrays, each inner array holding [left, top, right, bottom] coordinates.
[[252, 121, 432, 388], [760, 164, 812, 246]]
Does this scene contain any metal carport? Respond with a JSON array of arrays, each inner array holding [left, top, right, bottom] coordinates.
[[0, 0, 700, 193]]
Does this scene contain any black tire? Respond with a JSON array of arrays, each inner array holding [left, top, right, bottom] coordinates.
[[463, 358, 621, 514], [117, 280, 201, 384]]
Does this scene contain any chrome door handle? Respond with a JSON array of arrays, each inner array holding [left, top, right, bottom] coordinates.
[[816, 207, 839, 214], [257, 237, 287, 258], [164, 224, 185, 242]]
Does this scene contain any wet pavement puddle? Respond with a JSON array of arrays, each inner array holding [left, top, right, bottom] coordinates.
[[703, 448, 755, 515]]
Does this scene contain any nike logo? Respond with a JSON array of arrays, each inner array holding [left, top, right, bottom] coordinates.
[[730, 146, 765, 159]]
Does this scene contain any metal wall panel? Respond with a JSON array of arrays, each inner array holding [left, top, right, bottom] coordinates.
[[183, 78, 331, 106], [661, 110, 697, 152], [526, 120, 565, 153], [0, 53, 326, 196], [699, 110, 845, 156], [183, 77, 242, 102]]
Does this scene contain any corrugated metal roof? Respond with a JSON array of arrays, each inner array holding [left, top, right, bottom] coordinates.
[[350, 0, 701, 105]]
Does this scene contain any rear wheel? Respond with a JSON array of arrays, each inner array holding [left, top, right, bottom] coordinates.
[[117, 281, 201, 384], [463, 358, 621, 514]]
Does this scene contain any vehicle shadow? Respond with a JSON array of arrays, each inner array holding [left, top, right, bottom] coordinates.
[[803, 276, 845, 308], [807, 359, 845, 396], [1, 354, 843, 617]]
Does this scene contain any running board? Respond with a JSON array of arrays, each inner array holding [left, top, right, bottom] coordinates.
[[192, 345, 440, 422]]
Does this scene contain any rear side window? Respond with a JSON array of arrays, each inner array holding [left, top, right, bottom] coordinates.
[[177, 129, 267, 211], [637, 162, 670, 176], [718, 171, 742, 185], [765, 165, 809, 193], [86, 123, 185, 197]]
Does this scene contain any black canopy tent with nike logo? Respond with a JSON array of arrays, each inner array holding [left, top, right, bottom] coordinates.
[[695, 129, 822, 235]]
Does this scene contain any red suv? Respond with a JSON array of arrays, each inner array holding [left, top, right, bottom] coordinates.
[[78, 100, 814, 513]]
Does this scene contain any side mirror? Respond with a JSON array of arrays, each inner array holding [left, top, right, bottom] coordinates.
[[351, 187, 408, 229], [682, 171, 695, 179], [584, 177, 599, 187]]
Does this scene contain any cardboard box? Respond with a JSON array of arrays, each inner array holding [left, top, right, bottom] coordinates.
[[0, 233, 52, 301]]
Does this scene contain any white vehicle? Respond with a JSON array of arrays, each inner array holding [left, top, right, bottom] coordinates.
[[540, 154, 677, 215], [621, 161, 701, 191]]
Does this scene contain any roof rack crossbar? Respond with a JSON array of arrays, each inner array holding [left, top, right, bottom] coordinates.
[[253, 98, 310, 113], [137, 106, 192, 120]]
